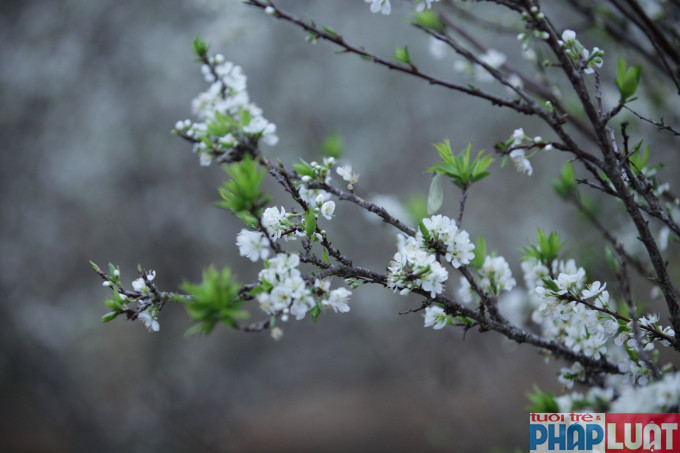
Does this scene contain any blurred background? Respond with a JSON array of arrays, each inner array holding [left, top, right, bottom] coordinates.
[[2, 0, 679, 451]]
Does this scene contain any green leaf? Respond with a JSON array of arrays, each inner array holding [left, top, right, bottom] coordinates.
[[406, 194, 428, 225], [217, 156, 270, 219], [616, 58, 642, 102], [393, 45, 411, 64], [101, 312, 119, 323], [526, 385, 559, 412], [322, 247, 331, 264], [310, 303, 322, 323], [419, 220, 431, 242], [427, 140, 492, 189], [321, 132, 343, 158], [605, 246, 620, 272], [322, 25, 337, 36], [304, 209, 317, 237], [628, 142, 650, 175], [472, 236, 486, 269], [181, 266, 246, 335], [427, 173, 443, 215], [542, 278, 559, 292], [293, 160, 316, 178], [523, 229, 564, 263], [413, 10, 445, 33], [552, 162, 576, 200], [192, 34, 209, 59]]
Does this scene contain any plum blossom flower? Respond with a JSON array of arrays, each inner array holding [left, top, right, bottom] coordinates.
[[424, 305, 449, 330], [509, 149, 533, 176], [236, 229, 270, 262], [138, 308, 159, 332], [320, 201, 335, 220], [132, 271, 156, 292], [322, 288, 352, 313], [365, 0, 391, 14], [336, 164, 359, 190], [261, 206, 288, 240]]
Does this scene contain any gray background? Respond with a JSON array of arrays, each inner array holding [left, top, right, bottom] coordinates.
[[2, 0, 678, 451]]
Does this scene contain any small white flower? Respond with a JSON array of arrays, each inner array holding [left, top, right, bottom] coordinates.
[[509, 149, 533, 176], [138, 308, 159, 332], [561, 29, 576, 43], [270, 326, 283, 340], [336, 164, 359, 190], [261, 206, 288, 240], [132, 271, 156, 292], [264, 6, 275, 15], [365, 0, 391, 14], [581, 281, 606, 299], [313, 194, 325, 207], [322, 287, 352, 313], [236, 229, 270, 262], [511, 128, 525, 146], [414, 0, 439, 12], [320, 201, 335, 220], [424, 305, 449, 330], [103, 281, 112, 287]]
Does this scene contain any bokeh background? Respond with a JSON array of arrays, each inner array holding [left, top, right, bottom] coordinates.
[[2, 0, 679, 451]]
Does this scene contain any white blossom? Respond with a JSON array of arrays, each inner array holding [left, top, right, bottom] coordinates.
[[322, 287, 352, 313], [336, 164, 359, 190], [387, 235, 448, 298], [132, 271, 156, 292], [138, 308, 159, 333], [261, 206, 288, 240], [320, 201, 335, 220], [414, 0, 440, 12], [424, 305, 449, 330], [365, 0, 391, 15], [257, 253, 315, 320], [270, 326, 283, 340], [236, 229, 270, 262], [416, 214, 475, 268], [509, 149, 533, 176], [561, 29, 576, 43], [181, 57, 278, 165], [479, 256, 516, 294]]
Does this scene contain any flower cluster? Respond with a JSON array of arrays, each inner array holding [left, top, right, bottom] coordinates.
[[532, 265, 616, 364], [520, 255, 675, 388], [174, 54, 278, 166], [504, 128, 553, 177], [295, 157, 336, 205], [417, 215, 475, 268], [458, 255, 516, 304], [387, 234, 448, 298], [556, 371, 680, 413], [256, 253, 315, 320], [314, 278, 352, 313], [560, 29, 604, 74], [254, 255, 353, 324]]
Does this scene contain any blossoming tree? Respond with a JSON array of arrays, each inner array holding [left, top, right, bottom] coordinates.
[[93, 0, 680, 415]]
